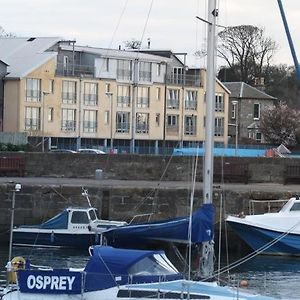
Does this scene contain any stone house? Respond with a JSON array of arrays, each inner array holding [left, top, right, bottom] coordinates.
[[223, 82, 276, 144]]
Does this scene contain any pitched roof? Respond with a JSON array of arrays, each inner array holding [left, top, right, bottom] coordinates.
[[0, 37, 61, 78], [223, 82, 276, 100], [60, 45, 171, 63]]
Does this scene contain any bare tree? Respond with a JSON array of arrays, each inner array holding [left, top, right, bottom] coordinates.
[[260, 102, 300, 146], [123, 39, 142, 50], [218, 25, 277, 83]]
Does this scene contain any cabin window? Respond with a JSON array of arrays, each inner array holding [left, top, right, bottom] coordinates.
[[71, 211, 89, 224], [89, 210, 98, 221], [290, 203, 300, 211]]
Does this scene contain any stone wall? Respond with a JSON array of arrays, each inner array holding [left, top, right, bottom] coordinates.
[[2, 152, 298, 183]]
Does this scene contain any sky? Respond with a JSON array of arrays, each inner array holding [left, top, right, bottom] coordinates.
[[0, 0, 299, 69]]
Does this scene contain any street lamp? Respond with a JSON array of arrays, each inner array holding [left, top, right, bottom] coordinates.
[[105, 92, 113, 150], [8, 183, 21, 263], [232, 100, 239, 156]]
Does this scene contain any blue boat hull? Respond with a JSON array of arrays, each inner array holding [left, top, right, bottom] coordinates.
[[13, 231, 101, 249], [227, 220, 300, 255]]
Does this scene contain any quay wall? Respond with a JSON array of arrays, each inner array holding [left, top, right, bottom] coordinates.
[[0, 181, 297, 254], [3, 152, 300, 183]]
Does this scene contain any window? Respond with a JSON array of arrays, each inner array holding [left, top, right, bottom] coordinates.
[[116, 112, 130, 133], [117, 59, 132, 80], [136, 113, 149, 134], [184, 115, 197, 135], [156, 87, 161, 101], [155, 113, 160, 126], [137, 87, 150, 108], [61, 108, 76, 131], [84, 82, 98, 106], [215, 93, 224, 112], [62, 80, 77, 104], [83, 110, 97, 133], [231, 102, 237, 119], [71, 211, 89, 224], [139, 61, 151, 82], [256, 132, 262, 142], [215, 117, 224, 137], [103, 58, 109, 72], [104, 111, 109, 125], [48, 107, 54, 122], [117, 85, 131, 107], [49, 79, 54, 94], [185, 90, 197, 110], [106, 83, 111, 93], [172, 67, 184, 84], [25, 107, 40, 130], [63, 56, 69, 68], [166, 114, 179, 134], [290, 203, 300, 211], [157, 63, 161, 76], [26, 78, 41, 102], [167, 89, 179, 109], [254, 103, 260, 119]]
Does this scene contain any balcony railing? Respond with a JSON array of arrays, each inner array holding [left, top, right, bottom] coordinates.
[[137, 97, 149, 108], [117, 69, 132, 81], [61, 120, 76, 132], [56, 63, 95, 77], [116, 122, 130, 133], [136, 123, 149, 134], [166, 74, 202, 87], [83, 121, 97, 133], [25, 118, 40, 131]]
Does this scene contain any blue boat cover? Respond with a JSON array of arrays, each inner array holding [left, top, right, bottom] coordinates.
[[19, 209, 69, 229], [83, 246, 182, 291], [104, 203, 214, 246]]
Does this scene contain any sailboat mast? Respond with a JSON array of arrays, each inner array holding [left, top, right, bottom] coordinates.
[[203, 0, 217, 205]]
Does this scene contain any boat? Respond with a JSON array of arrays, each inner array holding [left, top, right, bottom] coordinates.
[[103, 203, 214, 249], [12, 189, 127, 249], [226, 196, 300, 256], [1, 245, 275, 300]]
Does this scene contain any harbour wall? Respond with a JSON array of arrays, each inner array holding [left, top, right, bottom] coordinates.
[[0, 179, 297, 254], [2, 152, 300, 183]]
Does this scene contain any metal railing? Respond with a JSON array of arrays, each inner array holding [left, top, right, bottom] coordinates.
[[249, 199, 288, 215]]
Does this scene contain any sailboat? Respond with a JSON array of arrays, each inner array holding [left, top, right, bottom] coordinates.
[[0, 1, 277, 299]]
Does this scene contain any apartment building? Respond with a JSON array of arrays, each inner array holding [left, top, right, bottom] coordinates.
[[0, 37, 229, 153]]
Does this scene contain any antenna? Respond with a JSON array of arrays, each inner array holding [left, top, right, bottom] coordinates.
[[82, 187, 92, 207]]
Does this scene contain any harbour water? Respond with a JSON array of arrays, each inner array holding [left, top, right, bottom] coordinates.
[[0, 246, 300, 299]]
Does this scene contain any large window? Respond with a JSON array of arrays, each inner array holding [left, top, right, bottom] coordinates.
[[215, 117, 224, 137], [137, 87, 150, 108], [215, 93, 224, 112], [185, 90, 197, 110], [26, 78, 41, 102], [117, 60, 132, 80], [167, 89, 179, 109], [117, 85, 131, 107], [25, 107, 40, 130], [83, 110, 97, 133], [139, 61, 151, 82], [62, 80, 77, 104], [136, 113, 149, 134], [166, 114, 179, 134], [61, 108, 76, 132], [254, 103, 260, 119], [116, 112, 130, 133], [84, 82, 98, 106], [184, 115, 197, 135]]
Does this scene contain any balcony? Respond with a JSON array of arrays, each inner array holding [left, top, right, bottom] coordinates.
[[56, 63, 95, 77], [166, 74, 202, 87]]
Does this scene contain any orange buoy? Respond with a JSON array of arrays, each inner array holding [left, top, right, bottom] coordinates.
[[239, 280, 249, 288]]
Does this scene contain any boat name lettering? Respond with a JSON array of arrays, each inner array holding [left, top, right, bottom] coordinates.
[[27, 275, 75, 290]]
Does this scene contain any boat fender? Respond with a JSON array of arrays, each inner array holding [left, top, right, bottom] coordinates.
[[50, 231, 55, 243], [239, 280, 248, 288], [7, 256, 26, 284]]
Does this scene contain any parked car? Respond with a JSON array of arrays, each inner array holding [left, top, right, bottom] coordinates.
[[49, 149, 77, 153], [78, 149, 106, 154]]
